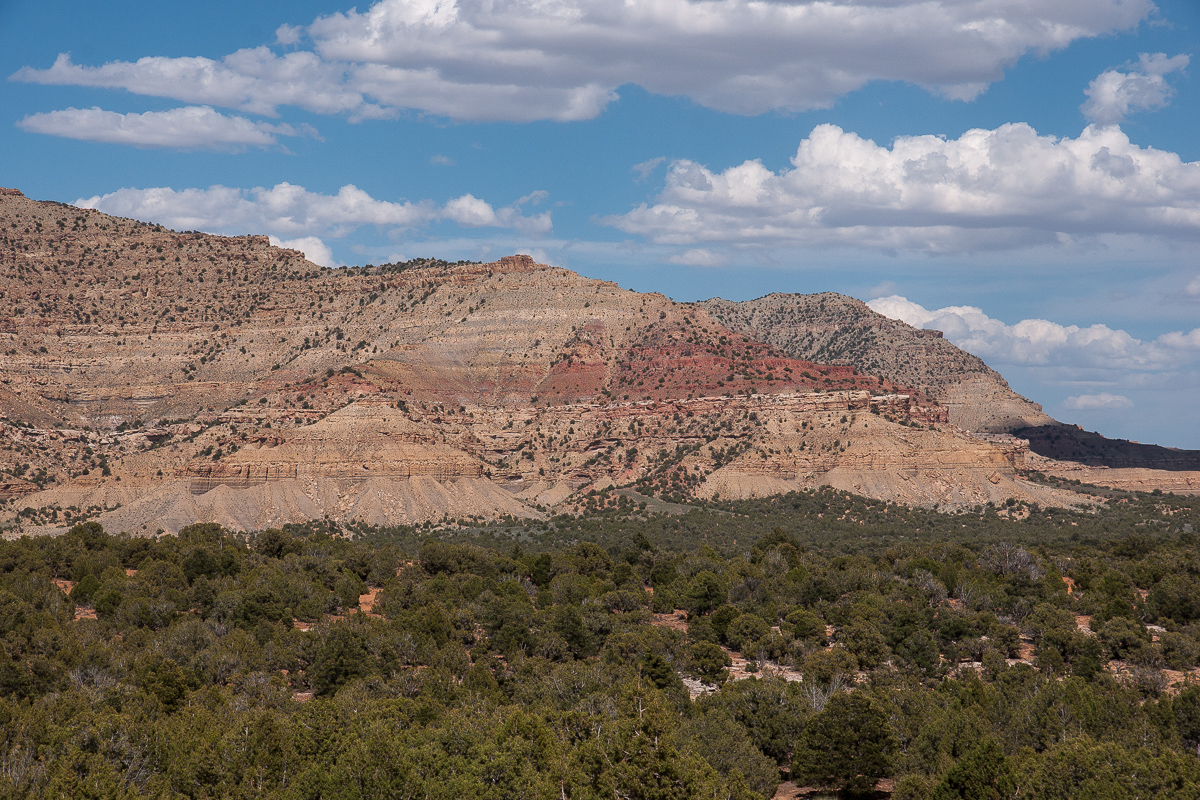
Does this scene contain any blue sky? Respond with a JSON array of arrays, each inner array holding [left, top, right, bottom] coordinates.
[[3, 0, 1199, 447]]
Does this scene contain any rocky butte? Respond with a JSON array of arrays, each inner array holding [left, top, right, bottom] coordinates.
[[0, 188, 1196, 535]]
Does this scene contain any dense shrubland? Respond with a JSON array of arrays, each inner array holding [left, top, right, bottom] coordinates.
[[1, 487, 1199, 798]]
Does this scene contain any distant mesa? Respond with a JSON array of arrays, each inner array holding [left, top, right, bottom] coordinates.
[[1, 188, 1195, 536], [1015, 425, 1200, 472]]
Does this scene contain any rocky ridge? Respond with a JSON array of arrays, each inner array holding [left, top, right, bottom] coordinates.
[[700, 292, 1200, 495], [700, 292, 1056, 433], [1015, 424, 1200, 472], [0, 189, 1093, 533]]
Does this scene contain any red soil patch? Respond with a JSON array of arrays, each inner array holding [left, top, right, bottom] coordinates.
[[651, 610, 690, 633], [357, 586, 382, 616], [52, 578, 99, 621], [1162, 668, 1200, 692]]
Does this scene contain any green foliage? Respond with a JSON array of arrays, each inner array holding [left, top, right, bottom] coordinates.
[[930, 738, 1015, 800], [1174, 686, 1200, 751], [792, 691, 897, 796], [725, 613, 770, 652], [310, 623, 373, 695], [682, 570, 726, 616], [69, 572, 100, 604], [0, 486, 1197, 798], [784, 608, 826, 643], [1097, 616, 1151, 661], [680, 708, 780, 798], [1014, 736, 1200, 799], [699, 675, 809, 765], [687, 641, 732, 684]]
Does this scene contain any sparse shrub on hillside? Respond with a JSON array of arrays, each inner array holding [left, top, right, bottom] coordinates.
[[0, 484, 1196, 797]]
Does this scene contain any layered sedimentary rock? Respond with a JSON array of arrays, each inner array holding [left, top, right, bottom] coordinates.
[[700, 292, 1055, 433], [183, 401, 485, 493], [697, 290, 1200, 487], [0, 189, 1098, 534]]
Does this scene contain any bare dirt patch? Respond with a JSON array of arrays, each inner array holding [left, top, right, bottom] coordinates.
[[773, 779, 893, 798], [651, 609, 689, 633], [357, 586, 382, 616], [649, 608, 805, 698]]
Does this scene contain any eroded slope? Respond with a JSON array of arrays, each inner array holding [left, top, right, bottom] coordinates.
[[700, 292, 1056, 433], [0, 189, 1090, 533]]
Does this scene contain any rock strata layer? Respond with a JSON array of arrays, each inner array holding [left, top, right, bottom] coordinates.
[[700, 292, 1055, 433], [0, 189, 1100, 533]]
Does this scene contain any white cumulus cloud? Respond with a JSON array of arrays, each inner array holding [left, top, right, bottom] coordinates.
[[15, 105, 316, 150], [605, 123, 1200, 255], [1062, 393, 1134, 410], [75, 182, 551, 239], [666, 248, 725, 267], [442, 193, 552, 234], [275, 24, 303, 46], [269, 235, 335, 267], [1082, 53, 1190, 124], [12, 0, 1152, 123], [866, 295, 1200, 372]]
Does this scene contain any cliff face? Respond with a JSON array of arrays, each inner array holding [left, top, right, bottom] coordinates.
[[1, 189, 1091, 534], [699, 292, 1056, 433]]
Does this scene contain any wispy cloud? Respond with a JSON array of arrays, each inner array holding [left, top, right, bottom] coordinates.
[[13, 50, 392, 121], [632, 157, 666, 182], [16, 105, 317, 150], [76, 182, 552, 239], [666, 248, 724, 267], [1063, 393, 1134, 410]]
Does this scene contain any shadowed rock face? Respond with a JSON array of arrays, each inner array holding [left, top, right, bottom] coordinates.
[[1016, 425, 1200, 471], [700, 292, 1056, 433], [1, 189, 1096, 534]]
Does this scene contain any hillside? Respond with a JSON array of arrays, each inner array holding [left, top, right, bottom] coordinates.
[[700, 292, 1055, 434], [699, 292, 1200, 482], [0, 189, 1093, 534], [1015, 424, 1200, 471]]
